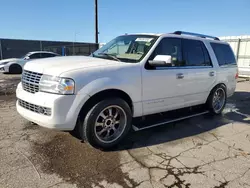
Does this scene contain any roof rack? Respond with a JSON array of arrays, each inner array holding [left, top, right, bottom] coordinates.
[[173, 31, 220, 41]]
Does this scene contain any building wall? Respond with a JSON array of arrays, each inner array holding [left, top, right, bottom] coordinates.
[[0, 38, 99, 60]]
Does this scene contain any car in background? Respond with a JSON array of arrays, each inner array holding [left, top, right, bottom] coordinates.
[[0, 51, 60, 74]]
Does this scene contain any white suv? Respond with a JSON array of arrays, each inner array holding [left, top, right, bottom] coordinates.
[[16, 31, 238, 149]]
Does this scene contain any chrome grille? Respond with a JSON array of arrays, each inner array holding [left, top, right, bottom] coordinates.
[[18, 99, 51, 116], [22, 70, 43, 93]]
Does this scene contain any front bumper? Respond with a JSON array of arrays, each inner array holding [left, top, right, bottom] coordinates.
[[0, 65, 7, 72], [16, 83, 90, 130]]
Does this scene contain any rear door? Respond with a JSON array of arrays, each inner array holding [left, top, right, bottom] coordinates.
[[181, 39, 216, 106], [210, 42, 238, 96]]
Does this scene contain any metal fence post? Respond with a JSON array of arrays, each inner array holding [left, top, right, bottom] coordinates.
[[62, 46, 65, 56], [0, 39, 3, 60], [40, 41, 43, 51], [236, 38, 241, 62]]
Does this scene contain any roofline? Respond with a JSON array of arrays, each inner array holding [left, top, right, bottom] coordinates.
[[163, 33, 229, 43], [27, 51, 60, 55], [119, 33, 162, 36], [119, 31, 223, 42]]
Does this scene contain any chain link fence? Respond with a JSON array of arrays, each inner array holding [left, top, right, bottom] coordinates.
[[43, 44, 99, 56], [0, 38, 99, 60]]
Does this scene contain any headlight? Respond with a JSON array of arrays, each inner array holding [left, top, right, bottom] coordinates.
[[0, 61, 10, 65], [39, 75, 75, 95]]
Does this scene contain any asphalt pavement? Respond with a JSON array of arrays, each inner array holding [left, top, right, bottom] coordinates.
[[1, 73, 250, 188]]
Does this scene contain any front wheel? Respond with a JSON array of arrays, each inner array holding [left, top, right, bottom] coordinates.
[[81, 98, 132, 149], [207, 85, 227, 115], [9, 64, 22, 74]]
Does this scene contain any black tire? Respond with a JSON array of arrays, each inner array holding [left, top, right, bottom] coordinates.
[[206, 85, 227, 115], [9, 64, 22, 74], [80, 98, 132, 149]]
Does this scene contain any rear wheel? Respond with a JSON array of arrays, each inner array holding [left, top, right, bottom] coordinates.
[[207, 85, 227, 115], [80, 98, 132, 149], [9, 64, 22, 74]]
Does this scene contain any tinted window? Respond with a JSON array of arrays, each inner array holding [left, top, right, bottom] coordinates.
[[29, 53, 41, 59], [183, 39, 210, 66], [41, 53, 57, 58], [150, 38, 183, 66], [210, 43, 236, 66]]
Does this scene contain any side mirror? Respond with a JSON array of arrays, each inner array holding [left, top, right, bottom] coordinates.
[[24, 56, 30, 60], [148, 55, 172, 67]]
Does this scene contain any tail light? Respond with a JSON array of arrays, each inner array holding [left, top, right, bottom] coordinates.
[[235, 70, 239, 79]]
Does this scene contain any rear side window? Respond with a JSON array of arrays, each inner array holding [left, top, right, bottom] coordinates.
[[210, 43, 236, 66], [182, 39, 212, 66], [29, 53, 41, 59], [41, 53, 57, 58]]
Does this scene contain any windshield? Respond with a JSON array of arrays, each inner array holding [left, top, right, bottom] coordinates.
[[92, 35, 158, 63], [21, 52, 32, 59]]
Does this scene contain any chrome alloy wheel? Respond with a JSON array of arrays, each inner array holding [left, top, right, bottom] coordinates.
[[212, 88, 226, 113], [94, 105, 127, 143]]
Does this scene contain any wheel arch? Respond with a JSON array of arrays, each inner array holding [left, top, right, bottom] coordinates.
[[9, 62, 21, 68], [207, 83, 227, 102], [211, 83, 227, 92], [77, 89, 134, 120]]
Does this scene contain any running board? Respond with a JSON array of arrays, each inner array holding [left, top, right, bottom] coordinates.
[[132, 110, 209, 131]]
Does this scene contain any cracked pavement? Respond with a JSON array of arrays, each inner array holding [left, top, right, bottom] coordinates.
[[1, 73, 250, 188]]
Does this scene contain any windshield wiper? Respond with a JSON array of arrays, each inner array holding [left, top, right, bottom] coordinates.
[[98, 53, 121, 62]]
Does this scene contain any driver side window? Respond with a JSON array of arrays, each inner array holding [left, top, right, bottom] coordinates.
[[29, 53, 41, 59], [149, 38, 184, 67]]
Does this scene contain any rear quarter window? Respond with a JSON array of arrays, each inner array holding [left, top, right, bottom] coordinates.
[[210, 43, 237, 66], [41, 53, 57, 58]]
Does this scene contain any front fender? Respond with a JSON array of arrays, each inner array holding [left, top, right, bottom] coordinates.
[[77, 77, 139, 102], [76, 76, 143, 117], [16, 60, 27, 67], [6, 61, 22, 68], [4, 61, 20, 72], [3, 62, 14, 72]]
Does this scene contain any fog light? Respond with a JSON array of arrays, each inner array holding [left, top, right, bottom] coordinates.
[[38, 107, 45, 114]]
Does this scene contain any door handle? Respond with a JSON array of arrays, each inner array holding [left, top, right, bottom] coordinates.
[[176, 73, 184, 79], [209, 71, 215, 77]]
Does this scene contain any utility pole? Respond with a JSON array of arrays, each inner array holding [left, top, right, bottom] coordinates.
[[0, 39, 3, 60], [73, 32, 76, 55], [95, 0, 99, 44]]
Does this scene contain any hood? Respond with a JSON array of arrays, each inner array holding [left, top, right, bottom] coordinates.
[[0, 58, 19, 65], [24, 56, 121, 76]]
